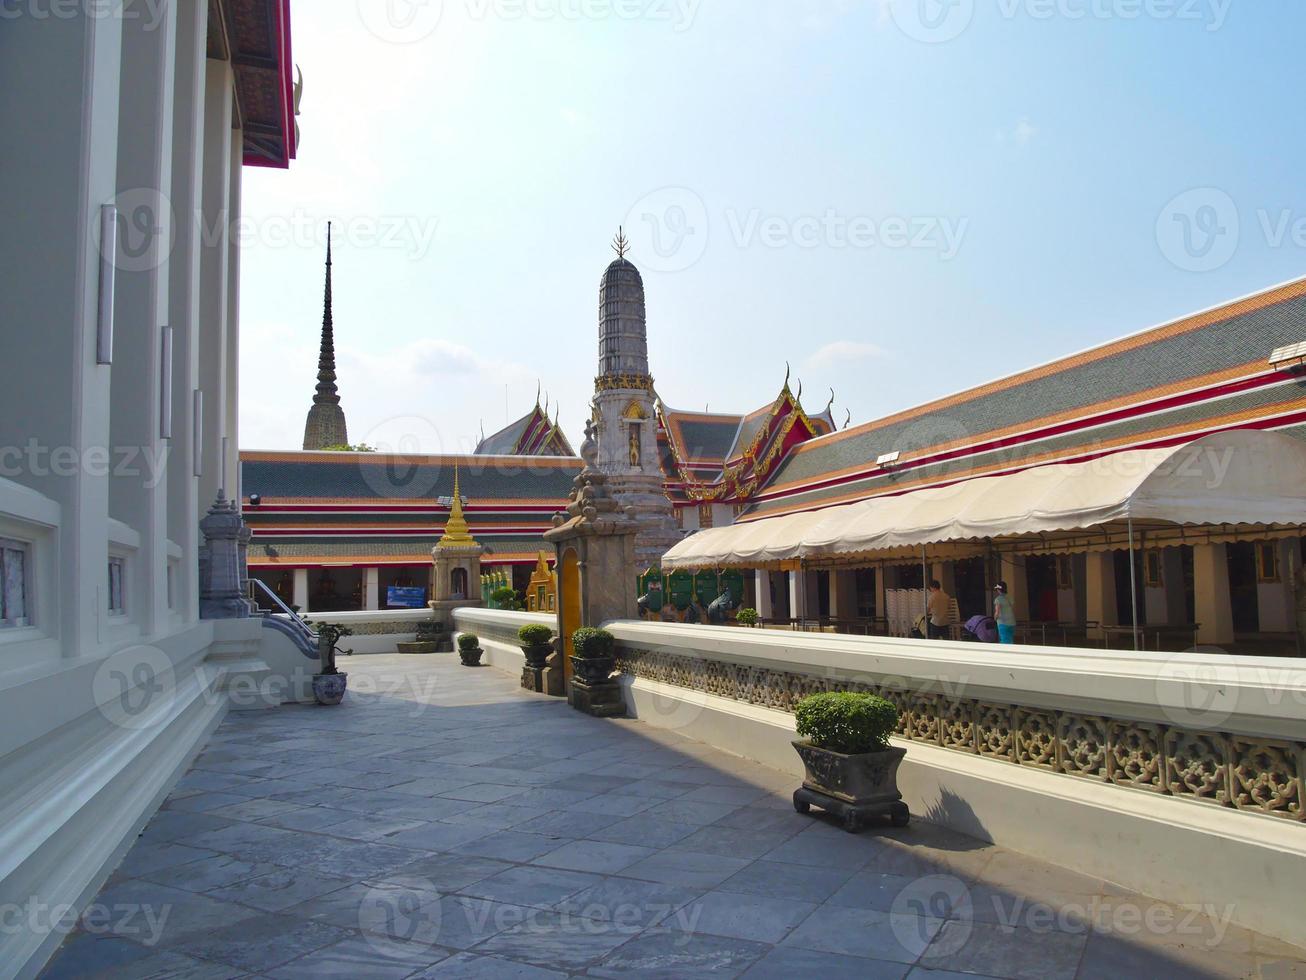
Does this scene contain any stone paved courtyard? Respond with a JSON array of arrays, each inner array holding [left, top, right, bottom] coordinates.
[[42, 655, 1306, 979]]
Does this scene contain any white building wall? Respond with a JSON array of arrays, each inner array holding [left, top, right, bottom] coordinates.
[[0, 6, 269, 975]]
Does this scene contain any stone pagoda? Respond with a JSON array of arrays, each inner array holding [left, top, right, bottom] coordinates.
[[428, 464, 483, 645], [591, 229, 681, 569], [302, 222, 349, 450]]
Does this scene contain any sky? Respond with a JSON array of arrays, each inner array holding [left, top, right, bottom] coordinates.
[[239, 0, 1306, 456]]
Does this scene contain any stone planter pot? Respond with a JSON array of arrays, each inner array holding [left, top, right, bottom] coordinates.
[[570, 655, 615, 686], [522, 642, 552, 670], [792, 741, 909, 832], [312, 672, 348, 706], [459, 646, 484, 667]]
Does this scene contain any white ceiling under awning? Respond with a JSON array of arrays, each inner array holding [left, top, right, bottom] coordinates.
[[659, 429, 1306, 569]]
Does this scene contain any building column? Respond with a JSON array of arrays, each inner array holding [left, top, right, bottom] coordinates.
[[1084, 551, 1118, 640], [874, 564, 888, 622], [364, 567, 380, 611], [292, 568, 309, 612], [1001, 553, 1031, 621], [829, 569, 857, 621], [1194, 543, 1235, 646], [754, 569, 773, 619], [931, 561, 956, 596], [1163, 548, 1187, 626], [788, 571, 804, 620]]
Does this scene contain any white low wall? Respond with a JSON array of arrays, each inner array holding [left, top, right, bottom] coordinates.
[[452, 607, 553, 676], [606, 620, 1306, 949], [303, 609, 432, 655]]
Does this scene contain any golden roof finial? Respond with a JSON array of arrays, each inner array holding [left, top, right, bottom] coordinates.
[[612, 226, 630, 259], [437, 461, 476, 548]]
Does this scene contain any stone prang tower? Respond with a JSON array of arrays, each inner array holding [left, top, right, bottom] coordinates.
[[302, 223, 349, 450], [591, 229, 681, 569]]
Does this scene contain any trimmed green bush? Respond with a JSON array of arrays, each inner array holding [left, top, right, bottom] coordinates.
[[795, 692, 898, 755], [735, 607, 760, 627], [457, 632, 479, 652], [493, 587, 523, 611], [518, 623, 553, 646], [571, 627, 615, 659]]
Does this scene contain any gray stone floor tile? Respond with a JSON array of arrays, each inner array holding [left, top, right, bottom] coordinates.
[[829, 870, 946, 913], [471, 910, 639, 971], [686, 890, 818, 944], [171, 913, 349, 971], [437, 782, 530, 803], [67, 948, 245, 979], [139, 854, 278, 894], [532, 839, 657, 874], [588, 928, 770, 978], [920, 919, 1088, 980], [511, 808, 619, 838], [383, 821, 493, 852], [458, 865, 604, 909], [567, 792, 658, 817], [164, 791, 252, 814], [717, 859, 856, 903], [742, 945, 911, 979], [205, 798, 305, 822], [435, 803, 554, 831], [255, 805, 359, 833], [112, 842, 218, 879], [410, 950, 568, 978], [783, 903, 943, 963], [677, 825, 796, 860], [619, 848, 752, 889], [450, 830, 566, 863], [39, 934, 156, 978], [266, 935, 449, 978], [323, 814, 429, 841], [493, 787, 597, 809], [1076, 927, 1260, 980], [555, 877, 704, 928], [390, 852, 514, 891], [761, 827, 884, 870], [643, 798, 743, 826], [607, 779, 699, 800], [205, 868, 355, 912], [589, 813, 698, 848], [713, 804, 813, 835], [680, 783, 773, 805], [85, 880, 261, 945], [300, 840, 427, 878], [137, 811, 236, 844], [389, 776, 480, 797]]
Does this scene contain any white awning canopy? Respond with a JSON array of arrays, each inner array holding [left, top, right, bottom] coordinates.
[[660, 429, 1306, 569]]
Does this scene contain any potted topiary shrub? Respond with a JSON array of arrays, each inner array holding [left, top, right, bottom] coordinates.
[[735, 607, 760, 628], [570, 626, 616, 685], [457, 632, 484, 667], [518, 623, 554, 669], [306, 622, 352, 706], [791, 691, 909, 832]]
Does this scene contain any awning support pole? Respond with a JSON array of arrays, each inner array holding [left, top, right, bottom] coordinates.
[[921, 544, 929, 635], [1127, 517, 1140, 651]]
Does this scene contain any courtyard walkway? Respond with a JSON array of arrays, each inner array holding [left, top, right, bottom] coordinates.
[[43, 655, 1306, 979]]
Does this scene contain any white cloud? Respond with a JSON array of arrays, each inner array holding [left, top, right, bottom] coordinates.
[[996, 117, 1039, 146], [804, 340, 886, 372]]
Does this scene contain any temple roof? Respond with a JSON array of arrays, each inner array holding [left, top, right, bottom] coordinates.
[[475, 402, 576, 457], [208, 0, 297, 169], [240, 451, 579, 503], [746, 277, 1306, 518]]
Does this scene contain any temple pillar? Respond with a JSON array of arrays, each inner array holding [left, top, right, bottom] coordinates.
[[829, 569, 857, 622], [1084, 551, 1118, 641], [1001, 554, 1031, 621], [754, 569, 773, 619], [875, 565, 888, 623], [1194, 543, 1235, 646], [364, 567, 380, 611], [292, 568, 309, 613]]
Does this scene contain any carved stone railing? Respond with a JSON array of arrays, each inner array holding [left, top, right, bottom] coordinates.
[[607, 622, 1306, 822]]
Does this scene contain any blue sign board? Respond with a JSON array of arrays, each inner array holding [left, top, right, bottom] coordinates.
[[386, 586, 427, 609]]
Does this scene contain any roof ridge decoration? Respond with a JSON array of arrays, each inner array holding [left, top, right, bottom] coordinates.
[[436, 462, 477, 548], [659, 377, 831, 502]]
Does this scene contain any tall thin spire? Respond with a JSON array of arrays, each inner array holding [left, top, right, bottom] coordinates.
[[314, 222, 339, 407], [302, 223, 349, 449], [437, 462, 477, 548]]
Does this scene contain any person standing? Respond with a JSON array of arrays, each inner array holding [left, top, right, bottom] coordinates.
[[927, 580, 952, 640], [994, 581, 1017, 644]]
